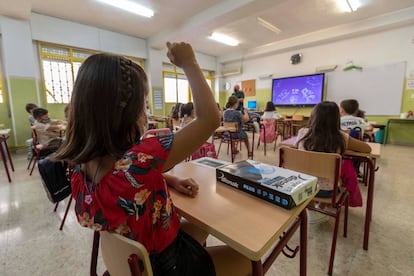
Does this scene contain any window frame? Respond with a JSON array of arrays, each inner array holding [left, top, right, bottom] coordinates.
[[162, 63, 214, 104], [38, 42, 144, 104]]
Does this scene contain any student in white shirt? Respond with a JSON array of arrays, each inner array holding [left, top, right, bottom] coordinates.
[[339, 99, 369, 135], [261, 101, 282, 120]]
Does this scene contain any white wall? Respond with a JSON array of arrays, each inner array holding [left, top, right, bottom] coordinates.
[[30, 13, 147, 58], [0, 17, 37, 78], [223, 24, 414, 90]]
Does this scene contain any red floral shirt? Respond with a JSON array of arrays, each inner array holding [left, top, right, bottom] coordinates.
[[71, 134, 180, 254]]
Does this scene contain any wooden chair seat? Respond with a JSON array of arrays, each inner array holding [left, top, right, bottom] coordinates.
[[279, 146, 349, 275], [91, 231, 153, 276]]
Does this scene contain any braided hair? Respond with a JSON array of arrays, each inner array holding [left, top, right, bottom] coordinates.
[[55, 54, 148, 163]]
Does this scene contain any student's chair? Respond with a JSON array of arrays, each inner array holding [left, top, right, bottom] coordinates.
[[217, 122, 242, 163], [27, 129, 61, 176], [256, 119, 279, 156], [291, 114, 305, 136], [91, 231, 153, 276], [279, 146, 349, 276]]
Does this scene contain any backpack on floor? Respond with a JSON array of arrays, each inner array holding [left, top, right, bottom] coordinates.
[[191, 142, 217, 160], [38, 155, 72, 203], [259, 122, 276, 143]]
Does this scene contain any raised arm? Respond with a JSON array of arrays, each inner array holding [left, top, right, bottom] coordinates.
[[163, 42, 220, 170]]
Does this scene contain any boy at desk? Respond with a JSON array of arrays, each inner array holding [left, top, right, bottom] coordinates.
[[339, 99, 372, 135], [32, 107, 63, 150]]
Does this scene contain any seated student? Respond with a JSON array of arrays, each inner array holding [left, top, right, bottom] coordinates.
[[53, 42, 251, 276], [247, 111, 260, 133], [223, 96, 252, 157], [296, 101, 371, 214], [25, 103, 38, 126], [261, 101, 282, 121], [339, 99, 371, 136], [180, 102, 195, 128], [169, 102, 183, 132], [32, 108, 62, 151], [64, 105, 70, 120], [216, 102, 223, 121]]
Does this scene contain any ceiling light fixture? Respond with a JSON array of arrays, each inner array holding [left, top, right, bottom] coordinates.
[[208, 32, 239, 47], [338, 0, 360, 12], [96, 0, 154, 18], [257, 17, 281, 34]]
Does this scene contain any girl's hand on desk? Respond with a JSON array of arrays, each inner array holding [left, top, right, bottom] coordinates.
[[171, 177, 199, 198]]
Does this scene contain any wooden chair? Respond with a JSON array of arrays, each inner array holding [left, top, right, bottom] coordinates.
[[217, 122, 241, 163], [0, 133, 14, 183], [91, 231, 153, 276], [291, 115, 305, 136], [27, 128, 61, 176], [142, 128, 171, 138], [256, 119, 279, 156], [279, 146, 349, 276]]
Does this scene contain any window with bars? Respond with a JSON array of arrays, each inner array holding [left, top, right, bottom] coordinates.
[[39, 43, 144, 104], [163, 63, 213, 103], [39, 43, 94, 104]]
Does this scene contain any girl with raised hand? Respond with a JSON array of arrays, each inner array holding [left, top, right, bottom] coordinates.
[[55, 42, 251, 276]]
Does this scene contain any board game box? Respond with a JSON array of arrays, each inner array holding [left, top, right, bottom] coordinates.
[[216, 160, 317, 209]]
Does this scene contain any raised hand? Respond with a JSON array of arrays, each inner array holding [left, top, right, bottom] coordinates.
[[166, 42, 197, 69]]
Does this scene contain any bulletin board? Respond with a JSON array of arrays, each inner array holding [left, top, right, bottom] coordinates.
[[242, 79, 256, 97], [326, 62, 406, 115]]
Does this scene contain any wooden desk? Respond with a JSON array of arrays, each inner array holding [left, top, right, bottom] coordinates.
[[168, 162, 316, 276], [280, 138, 381, 250], [0, 129, 14, 182], [344, 142, 381, 250]]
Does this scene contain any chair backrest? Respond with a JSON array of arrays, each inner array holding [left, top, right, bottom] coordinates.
[[142, 128, 171, 138], [100, 231, 153, 276], [279, 146, 342, 205], [31, 128, 39, 145], [292, 114, 304, 121], [222, 121, 238, 130]]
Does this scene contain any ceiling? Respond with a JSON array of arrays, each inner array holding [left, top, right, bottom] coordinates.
[[1, 0, 414, 60]]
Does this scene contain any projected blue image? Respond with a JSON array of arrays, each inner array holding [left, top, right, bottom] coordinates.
[[272, 73, 325, 107]]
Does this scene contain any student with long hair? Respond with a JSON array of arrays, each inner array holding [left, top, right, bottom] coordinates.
[[296, 101, 371, 211], [223, 95, 251, 158], [54, 42, 251, 276]]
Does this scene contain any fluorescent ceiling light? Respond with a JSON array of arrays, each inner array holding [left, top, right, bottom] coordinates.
[[208, 32, 239, 46], [96, 0, 154, 18], [337, 0, 361, 12], [257, 17, 281, 34]]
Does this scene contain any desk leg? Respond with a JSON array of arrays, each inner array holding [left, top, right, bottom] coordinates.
[[252, 261, 264, 276], [3, 138, 14, 171], [363, 157, 375, 250], [300, 209, 307, 276], [0, 140, 12, 182]]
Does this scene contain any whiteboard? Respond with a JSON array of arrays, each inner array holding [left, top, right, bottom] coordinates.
[[326, 62, 406, 115]]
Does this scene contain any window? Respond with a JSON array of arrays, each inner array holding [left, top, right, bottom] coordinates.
[[163, 64, 213, 103], [39, 43, 144, 104], [39, 43, 95, 104]]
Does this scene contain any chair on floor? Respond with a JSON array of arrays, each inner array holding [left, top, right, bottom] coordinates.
[[290, 115, 305, 136], [279, 146, 349, 276], [27, 129, 61, 176], [217, 122, 242, 162], [257, 119, 279, 156], [91, 231, 153, 276]]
